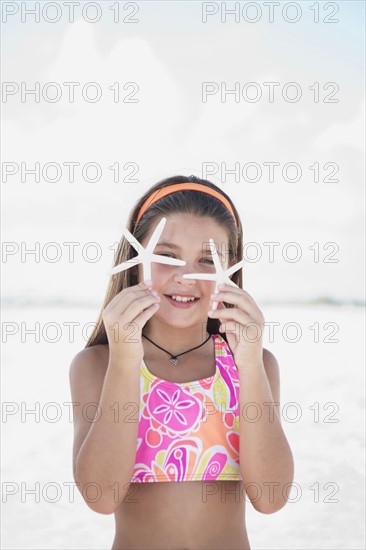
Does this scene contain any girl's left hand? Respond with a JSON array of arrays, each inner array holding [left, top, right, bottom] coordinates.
[[208, 283, 265, 369]]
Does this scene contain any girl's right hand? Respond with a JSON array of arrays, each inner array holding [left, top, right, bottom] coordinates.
[[102, 280, 160, 364]]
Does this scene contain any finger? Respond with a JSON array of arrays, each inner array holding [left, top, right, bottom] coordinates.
[[211, 289, 260, 320], [219, 321, 241, 342], [208, 307, 255, 327], [217, 284, 256, 302], [107, 280, 155, 312], [124, 293, 161, 321], [141, 279, 154, 290], [218, 314, 264, 344], [133, 301, 160, 331]]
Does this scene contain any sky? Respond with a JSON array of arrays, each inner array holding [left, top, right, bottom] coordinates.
[[1, 0, 365, 305]]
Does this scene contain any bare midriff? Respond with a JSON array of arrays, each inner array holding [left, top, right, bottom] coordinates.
[[112, 479, 250, 550]]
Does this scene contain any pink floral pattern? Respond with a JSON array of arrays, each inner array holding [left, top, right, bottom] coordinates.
[[131, 334, 242, 483]]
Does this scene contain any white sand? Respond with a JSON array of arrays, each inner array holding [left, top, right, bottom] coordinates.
[[1, 304, 365, 549]]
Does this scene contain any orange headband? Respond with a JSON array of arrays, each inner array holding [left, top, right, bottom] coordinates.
[[136, 182, 237, 225]]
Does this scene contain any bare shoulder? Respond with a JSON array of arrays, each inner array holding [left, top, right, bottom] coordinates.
[[69, 344, 109, 386], [262, 347, 281, 409], [262, 347, 280, 372], [68, 344, 110, 477], [68, 344, 110, 411]]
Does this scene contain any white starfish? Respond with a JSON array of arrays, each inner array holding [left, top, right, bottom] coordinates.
[[109, 217, 186, 281], [182, 239, 244, 311]]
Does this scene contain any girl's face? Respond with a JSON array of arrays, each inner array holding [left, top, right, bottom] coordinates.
[[138, 213, 231, 328]]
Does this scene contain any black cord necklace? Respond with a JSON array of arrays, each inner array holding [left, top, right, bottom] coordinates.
[[142, 333, 212, 365]]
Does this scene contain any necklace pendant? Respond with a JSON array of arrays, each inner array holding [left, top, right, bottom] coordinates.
[[170, 356, 179, 365]]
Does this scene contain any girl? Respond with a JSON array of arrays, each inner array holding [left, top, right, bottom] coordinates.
[[69, 175, 294, 550]]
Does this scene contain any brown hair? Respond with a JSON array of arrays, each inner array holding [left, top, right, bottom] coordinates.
[[85, 174, 244, 348]]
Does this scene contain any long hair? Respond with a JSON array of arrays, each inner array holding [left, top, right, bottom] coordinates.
[[85, 174, 244, 348]]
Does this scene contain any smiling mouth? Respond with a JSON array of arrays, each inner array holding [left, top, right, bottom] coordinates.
[[163, 295, 200, 308]]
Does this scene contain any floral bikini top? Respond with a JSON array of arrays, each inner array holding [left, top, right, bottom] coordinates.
[[130, 334, 242, 483]]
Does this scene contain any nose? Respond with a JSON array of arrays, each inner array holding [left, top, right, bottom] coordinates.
[[172, 263, 197, 286]]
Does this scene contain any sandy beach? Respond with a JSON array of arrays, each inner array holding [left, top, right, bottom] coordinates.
[[1, 303, 365, 549]]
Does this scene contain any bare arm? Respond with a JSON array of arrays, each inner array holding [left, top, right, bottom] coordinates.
[[238, 348, 294, 514], [69, 347, 141, 514], [69, 280, 160, 514]]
